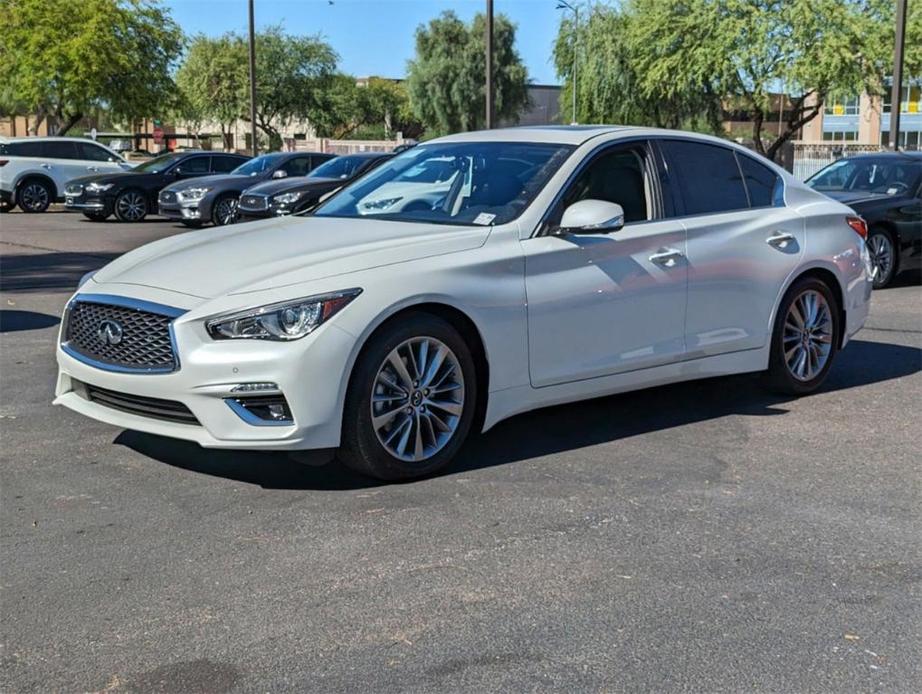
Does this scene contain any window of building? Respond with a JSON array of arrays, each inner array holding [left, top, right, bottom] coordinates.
[[883, 83, 922, 114], [825, 94, 859, 116], [822, 130, 858, 143]]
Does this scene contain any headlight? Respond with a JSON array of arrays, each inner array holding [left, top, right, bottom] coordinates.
[[205, 289, 362, 341], [86, 182, 113, 192], [177, 187, 211, 202], [362, 196, 402, 210], [272, 191, 302, 205]]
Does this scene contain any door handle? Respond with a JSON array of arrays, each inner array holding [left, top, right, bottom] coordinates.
[[766, 231, 796, 249], [649, 248, 684, 267], [41, 163, 52, 170], [87, 166, 98, 172]]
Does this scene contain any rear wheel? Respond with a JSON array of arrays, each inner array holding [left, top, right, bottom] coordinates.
[[212, 194, 239, 226], [114, 190, 147, 222], [16, 179, 52, 213], [763, 277, 840, 395], [867, 227, 897, 289], [338, 314, 477, 481]]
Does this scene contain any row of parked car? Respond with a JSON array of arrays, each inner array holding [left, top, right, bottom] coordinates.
[[1, 135, 919, 288]]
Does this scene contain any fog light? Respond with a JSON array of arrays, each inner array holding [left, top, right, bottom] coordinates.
[[226, 395, 293, 426], [181, 207, 200, 218]]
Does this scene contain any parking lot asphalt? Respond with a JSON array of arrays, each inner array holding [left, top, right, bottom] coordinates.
[[1, 208, 920, 693]]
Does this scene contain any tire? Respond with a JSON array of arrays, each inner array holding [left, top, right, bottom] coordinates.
[[763, 276, 840, 395], [180, 220, 203, 229], [338, 313, 478, 481], [16, 179, 52, 213], [114, 189, 148, 222], [212, 194, 239, 226], [82, 211, 110, 222], [867, 227, 897, 289]]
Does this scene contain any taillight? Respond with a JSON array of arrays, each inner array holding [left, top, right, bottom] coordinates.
[[846, 216, 868, 239]]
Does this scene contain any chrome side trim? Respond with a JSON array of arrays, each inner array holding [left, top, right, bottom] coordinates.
[[61, 294, 187, 375], [224, 398, 294, 427]]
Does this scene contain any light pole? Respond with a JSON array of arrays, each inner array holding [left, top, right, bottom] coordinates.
[[889, 0, 908, 150], [556, 0, 579, 124], [486, 0, 495, 128], [248, 0, 258, 155]]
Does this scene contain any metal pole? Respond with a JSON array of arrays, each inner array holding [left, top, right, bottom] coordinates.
[[486, 0, 494, 129], [248, 0, 258, 155], [572, 5, 578, 124], [889, 0, 907, 150]]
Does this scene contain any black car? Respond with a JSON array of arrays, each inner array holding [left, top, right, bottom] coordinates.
[[64, 151, 250, 222], [157, 151, 335, 227], [807, 152, 922, 288], [237, 152, 393, 221]]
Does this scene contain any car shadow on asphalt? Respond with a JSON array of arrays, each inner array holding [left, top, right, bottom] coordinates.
[[0, 309, 60, 332], [1, 251, 120, 293], [116, 338, 921, 491]]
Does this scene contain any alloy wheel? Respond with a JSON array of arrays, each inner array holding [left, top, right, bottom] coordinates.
[[867, 233, 894, 286], [116, 192, 146, 221], [215, 197, 239, 225], [783, 289, 833, 382], [370, 336, 465, 462], [21, 183, 49, 211]]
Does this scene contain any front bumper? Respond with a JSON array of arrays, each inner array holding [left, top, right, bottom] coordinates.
[[64, 191, 111, 213], [0, 188, 12, 208], [54, 289, 356, 451], [158, 200, 206, 222]]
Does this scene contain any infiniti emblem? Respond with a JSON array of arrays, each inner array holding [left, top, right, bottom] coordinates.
[[97, 319, 124, 346]]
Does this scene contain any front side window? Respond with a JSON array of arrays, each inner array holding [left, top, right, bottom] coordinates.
[[280, 156, 314, 177], [314, 142, 574, 226], [231, 154, 282, 176], [309, 155, 374, 181], [179, 156, 210, 174], [660, 140, 749, 216], [549, 145, 652, 228], [134, 153, 182, 173]]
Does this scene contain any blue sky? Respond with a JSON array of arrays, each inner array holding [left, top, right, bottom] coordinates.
[[162, 0, 564, 85]]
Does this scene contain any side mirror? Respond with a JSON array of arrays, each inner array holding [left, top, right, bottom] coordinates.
[[557, 200, 625, 235], [272, 169, 288, 179]]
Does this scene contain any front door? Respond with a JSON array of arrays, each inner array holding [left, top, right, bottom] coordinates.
[[523, 142, 688, 387]]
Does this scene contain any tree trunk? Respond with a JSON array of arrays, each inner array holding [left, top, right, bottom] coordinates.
[[751, 109, 766, 156], [766, 96, 822, 163], [56, 112, 83, 136]]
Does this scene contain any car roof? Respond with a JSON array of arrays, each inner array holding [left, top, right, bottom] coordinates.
[[0, 135, 112, 144]]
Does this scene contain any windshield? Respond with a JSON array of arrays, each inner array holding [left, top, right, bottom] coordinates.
[[808, 158, 921, 195], [232, 153, 284, 176], [309, 155, 375, 180], [314, 142, 574, 226], [133, 153, 182, 173]]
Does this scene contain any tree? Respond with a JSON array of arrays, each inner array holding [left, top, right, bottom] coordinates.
[[407, 11, 529, 136], [175, 34, 248, 147], [627, 0, 896, 160], [553, 3, 720, 131], [1, 0, 183, 134], [248, 26, 337, 150]]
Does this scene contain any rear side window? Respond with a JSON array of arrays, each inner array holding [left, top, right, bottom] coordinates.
[[211, 156, 241, 173], [661, 140, 749, 215], [78, 142, 116, 162], [737, 153, 784, 207], [2, 141, 43, 156], [44, 141, 80, 159]]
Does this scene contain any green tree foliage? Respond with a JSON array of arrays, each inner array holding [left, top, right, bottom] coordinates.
[[175, 33, 248, 146], [407, 11, 529, 136], [553, 3, 720, 131], [627, 0, 900, 160], [2, 0, 183, 134]]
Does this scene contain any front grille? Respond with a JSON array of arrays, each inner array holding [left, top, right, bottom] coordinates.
[[64, 300, 177, 372], [240, 194, 267, 210], [81, 382, 199, 425], [159, 190, 176, 204]]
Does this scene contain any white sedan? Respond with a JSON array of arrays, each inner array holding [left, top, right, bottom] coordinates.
[[55, 127, 873, 480]]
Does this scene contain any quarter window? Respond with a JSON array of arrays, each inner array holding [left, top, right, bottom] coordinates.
[[736, 153, 784, 207], [661, 140, 749, 215]]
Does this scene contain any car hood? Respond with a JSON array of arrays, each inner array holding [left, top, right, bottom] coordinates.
[[243, 177, 342, 197], [165, 174, 256, 192], [68, 171, 160, 188], [92, 215, 491, 299]]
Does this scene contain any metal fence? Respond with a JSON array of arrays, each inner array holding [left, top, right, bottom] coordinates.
[[792, 143, 884, 181]]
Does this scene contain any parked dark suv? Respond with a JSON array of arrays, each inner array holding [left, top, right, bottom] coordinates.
[[64, 151, 249, 222], [158, 151, 335, 227], [807, 152, 922, 288]]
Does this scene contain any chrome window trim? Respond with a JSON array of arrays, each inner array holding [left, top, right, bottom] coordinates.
[[61, 293, 186, 374]]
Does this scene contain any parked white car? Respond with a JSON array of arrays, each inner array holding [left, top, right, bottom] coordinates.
[[0, 136, 128, 212], [54, 127, 873, 480]]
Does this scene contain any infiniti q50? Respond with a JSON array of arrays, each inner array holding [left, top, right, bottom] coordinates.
[[55, 127, 873, 480]]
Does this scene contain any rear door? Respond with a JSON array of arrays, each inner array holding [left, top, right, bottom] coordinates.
[[41, 141, 84, 191], [658, 139, 804, 358]]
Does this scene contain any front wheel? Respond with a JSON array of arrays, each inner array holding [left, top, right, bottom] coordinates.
[[338, 314, 477, 481], [212, 194, 239, 226], [867, 228, 897, 289], [763, 277, 840, 395], [114, 190, 147, 222]]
